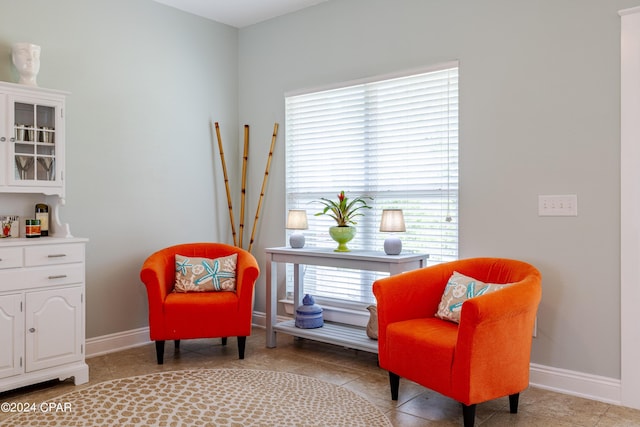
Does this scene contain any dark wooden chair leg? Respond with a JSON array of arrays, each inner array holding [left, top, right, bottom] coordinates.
[[174, 340, 180, 350], [462, 404, 476, 427], [221, 337, 228, 346], [389, 372, 400, 400], [509, 393, 520, 413], [155, 340, 165, 365], [238, 336, 246, 359]]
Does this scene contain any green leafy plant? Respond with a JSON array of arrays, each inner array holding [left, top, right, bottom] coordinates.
[[315, 191, 372, 226]]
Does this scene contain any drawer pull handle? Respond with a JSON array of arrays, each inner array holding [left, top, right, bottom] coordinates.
[[48, 274, 67, 280], [29, 328, 35, 333], [48, 254, 67, 258]]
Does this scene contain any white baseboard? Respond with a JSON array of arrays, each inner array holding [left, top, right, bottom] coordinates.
[[85, 327, 151, 358], [85, 313, 271, 358], [85, 313, 623, 408], [251, 310, 285, 328], [529, 363, 621, 405]]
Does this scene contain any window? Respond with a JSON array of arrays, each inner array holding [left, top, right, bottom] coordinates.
[[285, 63, 458, 307]]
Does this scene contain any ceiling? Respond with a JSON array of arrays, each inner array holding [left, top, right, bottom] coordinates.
[[152, 0, 329, 28]]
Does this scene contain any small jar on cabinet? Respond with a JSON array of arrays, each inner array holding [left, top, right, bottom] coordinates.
[[25, 219, 41, 238]]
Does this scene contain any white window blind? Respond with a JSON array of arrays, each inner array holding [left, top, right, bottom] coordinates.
[[285, 64, 458, 306]]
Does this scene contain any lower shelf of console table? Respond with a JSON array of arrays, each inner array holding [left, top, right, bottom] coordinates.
[[273, 319, 378, 353]]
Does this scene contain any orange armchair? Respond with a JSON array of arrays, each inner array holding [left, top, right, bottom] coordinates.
[[373, 257, 541, 427], [140, 243, 260, 364]]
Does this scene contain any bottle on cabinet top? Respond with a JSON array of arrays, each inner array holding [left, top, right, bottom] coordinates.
[[35, 203, 49, 236]]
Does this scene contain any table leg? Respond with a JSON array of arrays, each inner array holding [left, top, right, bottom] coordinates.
[[266, 257, 277, 348], [293, 263, 302, 311]]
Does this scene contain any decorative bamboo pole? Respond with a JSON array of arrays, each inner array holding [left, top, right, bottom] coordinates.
[[239, 125, 249, 248], [248, 123, 279, 253], [213, 121, 237, 247]]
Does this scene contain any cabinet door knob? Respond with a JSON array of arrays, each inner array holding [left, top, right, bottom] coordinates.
[[29, 328, 36, 333], [9, 137, 15, 142], [0, 136, 5, 142]]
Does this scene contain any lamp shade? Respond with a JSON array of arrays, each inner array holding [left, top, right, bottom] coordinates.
[[286, 209, 308, 249], [286, 210, 308, 230], [379, 209, 406, 232]]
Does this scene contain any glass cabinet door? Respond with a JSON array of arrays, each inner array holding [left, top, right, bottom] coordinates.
[[11, 100, 59, 185]]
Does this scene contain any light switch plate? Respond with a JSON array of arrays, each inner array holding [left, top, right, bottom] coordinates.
[[538, 195, 578, 216]]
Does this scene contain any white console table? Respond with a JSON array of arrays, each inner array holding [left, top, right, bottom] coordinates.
[[265, 246, 428, 353]]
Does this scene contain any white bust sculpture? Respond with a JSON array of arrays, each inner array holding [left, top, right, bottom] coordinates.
[[12, 43, 41, 86]]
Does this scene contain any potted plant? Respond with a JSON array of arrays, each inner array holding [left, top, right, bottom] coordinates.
[[315, 191, 372, 252]]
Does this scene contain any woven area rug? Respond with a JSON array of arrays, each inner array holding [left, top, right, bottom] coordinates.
[[2, 369, 392, 426]]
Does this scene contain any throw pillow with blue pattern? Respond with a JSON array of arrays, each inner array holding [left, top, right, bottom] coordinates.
[[435, 271, 513, 323], [174, 253, 237, 292]]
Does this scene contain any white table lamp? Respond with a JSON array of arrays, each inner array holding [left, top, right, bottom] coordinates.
[[286, 209, 308, 249], [380, 209, 406, 255]]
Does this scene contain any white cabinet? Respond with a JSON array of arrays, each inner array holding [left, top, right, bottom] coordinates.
[[0, 81, 85, 392], [0, 81, 66, 196], [0, 238, 88, 392]]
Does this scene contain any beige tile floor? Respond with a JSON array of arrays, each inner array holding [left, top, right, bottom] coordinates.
[[2, 327, 640, 426]]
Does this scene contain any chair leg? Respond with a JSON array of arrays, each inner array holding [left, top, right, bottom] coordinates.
[[509, 393, 519, 414], [221, 337, 228, 346], [174, 340, 180, 350], [462, 404, 476, 427], [238, 336, 247, 359], [155, 340, 165, 365], [389, 372, 400, 401]]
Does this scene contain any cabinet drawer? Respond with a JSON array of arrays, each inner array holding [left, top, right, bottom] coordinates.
[[0, 247, 23, 269], [0, 264, 84, 291], [25, 244, 84, 266], [23, 264, 84, 288]]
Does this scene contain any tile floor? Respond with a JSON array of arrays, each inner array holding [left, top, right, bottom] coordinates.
[[2, 327, 640, 426]]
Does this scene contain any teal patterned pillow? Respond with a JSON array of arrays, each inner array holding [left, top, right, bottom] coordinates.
[[174, 253, 237, 292], [435, 271, 513, 323]]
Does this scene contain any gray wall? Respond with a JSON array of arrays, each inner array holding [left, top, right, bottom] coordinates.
[[238, 0, 640, 380], [0, 0, 239, 337], [1, 0, 638, 381]]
